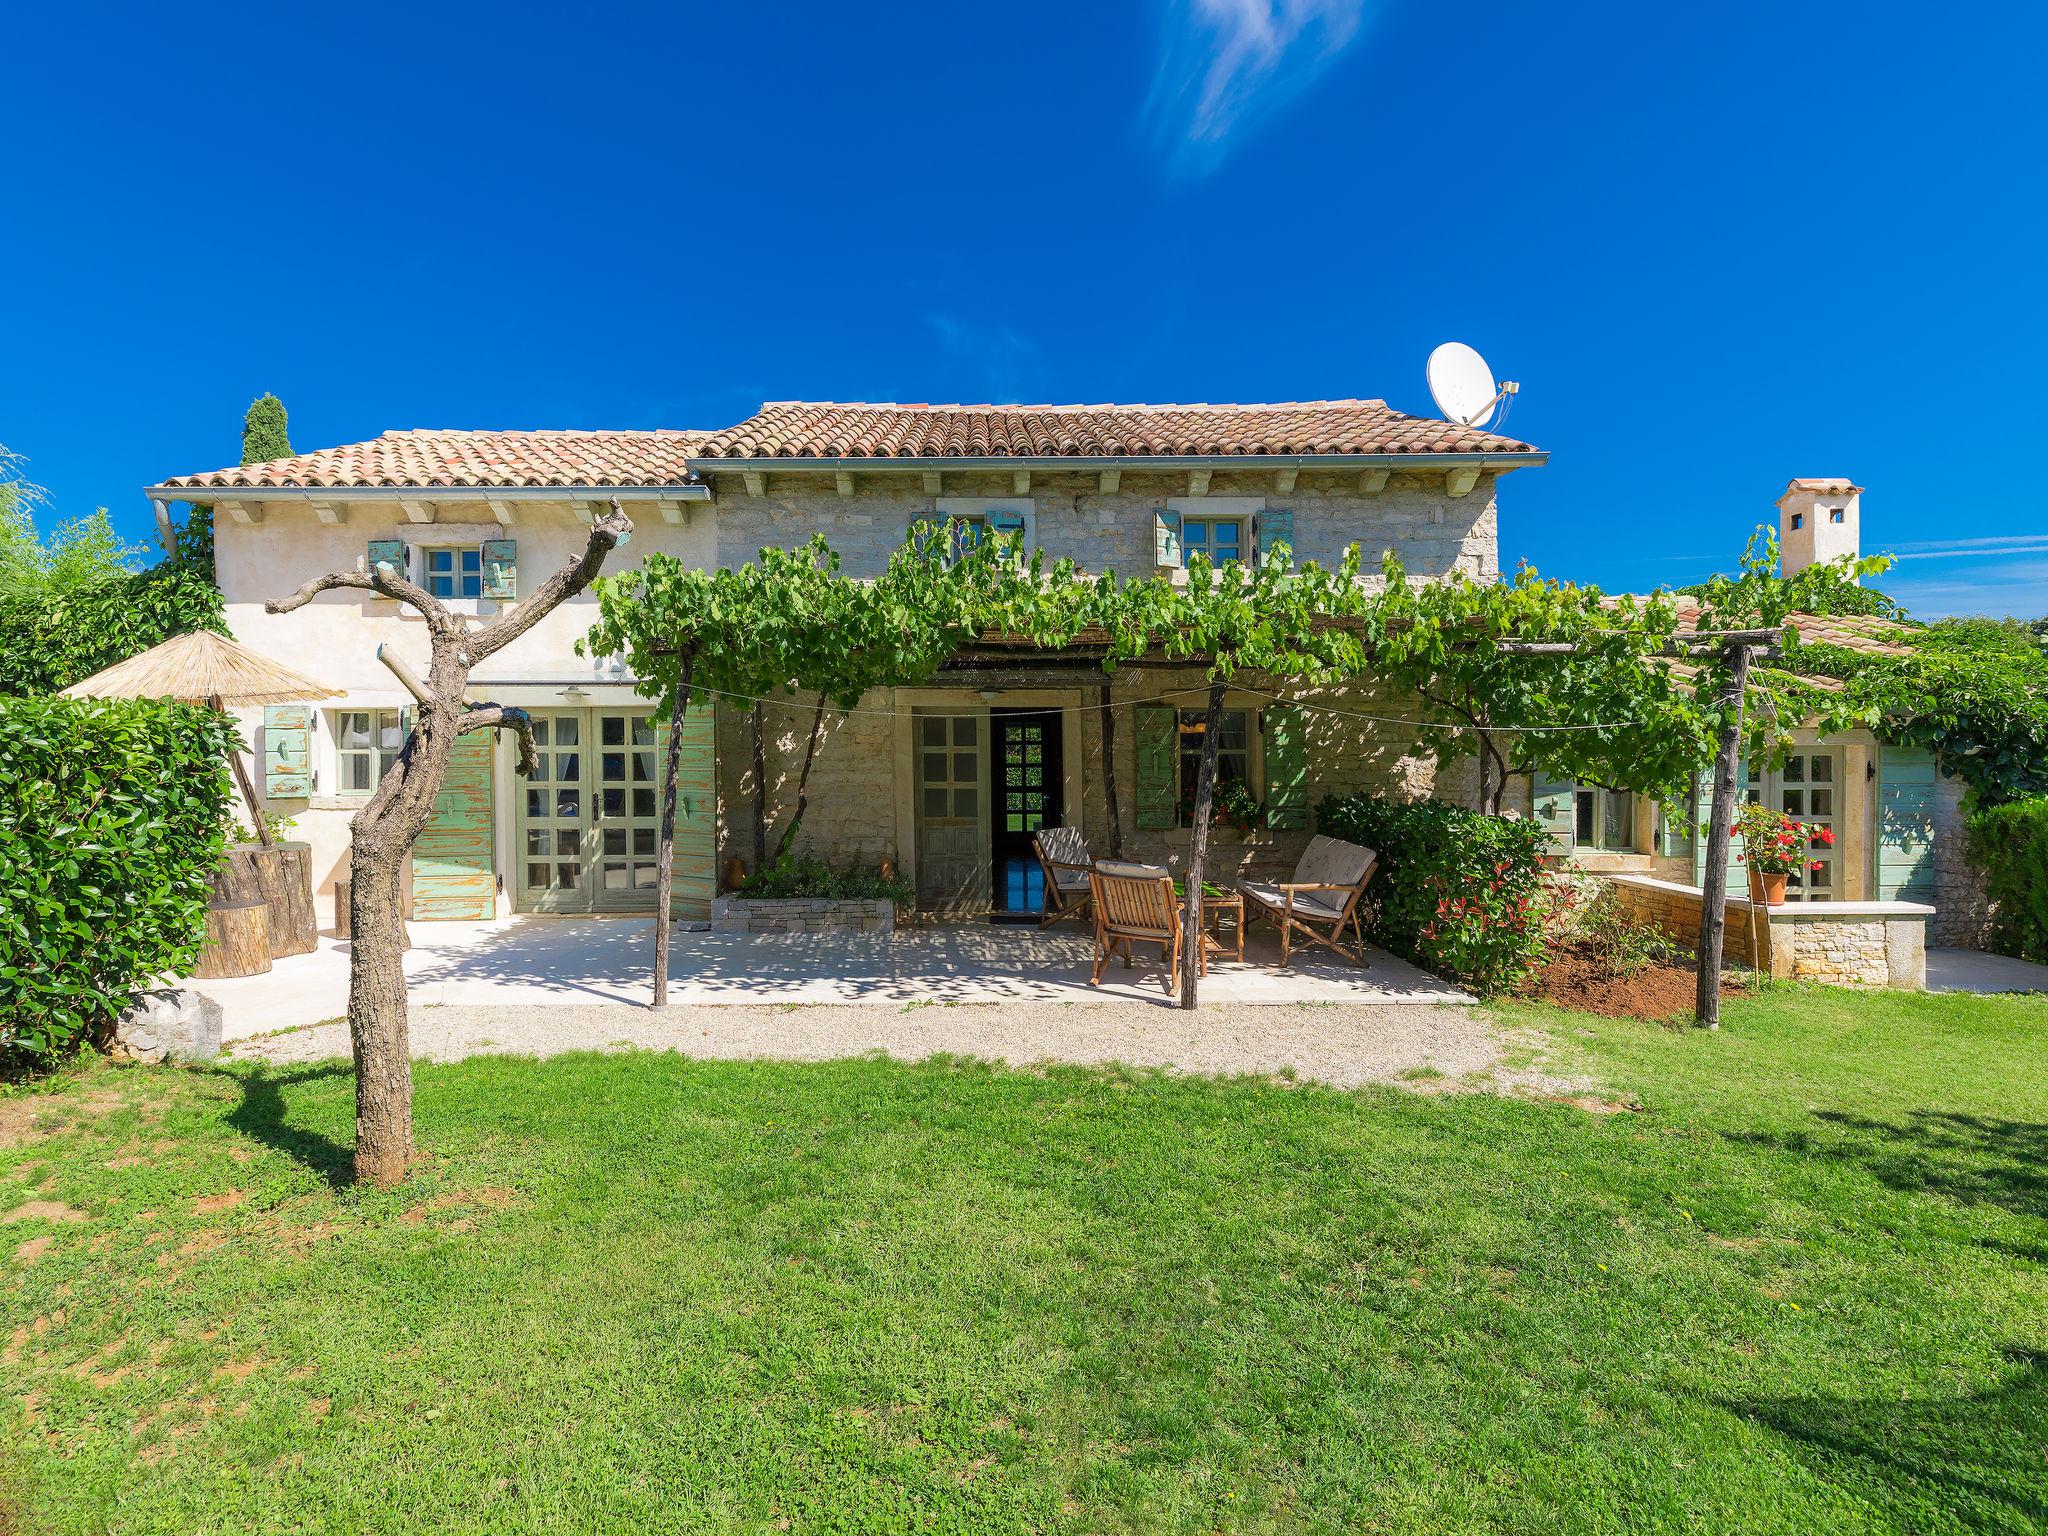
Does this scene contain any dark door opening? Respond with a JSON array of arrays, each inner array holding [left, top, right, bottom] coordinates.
[[991, 708, 1063, 922]]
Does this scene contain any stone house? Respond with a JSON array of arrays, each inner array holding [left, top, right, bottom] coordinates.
[[147, 402, 1974, 956]]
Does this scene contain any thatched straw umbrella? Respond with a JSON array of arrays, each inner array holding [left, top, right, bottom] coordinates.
[[63, 630, 341, 846]]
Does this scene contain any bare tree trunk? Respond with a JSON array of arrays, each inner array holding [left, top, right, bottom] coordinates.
[[1098, 681, 1124, 859], [771, 689, 830, 862], [1179, 681, 1227, 1009], [1696, 642, 1753, 1030], [345, 845, 412, 1185], [750, 701, 767, 874], [654, 648, 698, 1009]]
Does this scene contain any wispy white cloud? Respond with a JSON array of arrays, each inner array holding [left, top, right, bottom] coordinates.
[[1144, 0, 1373, 176], [1882, 556, 2048, 620], [1885, 533, 2048, 562]]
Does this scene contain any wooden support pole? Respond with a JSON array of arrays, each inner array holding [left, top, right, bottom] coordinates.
[[652, 648, 697, 1009], [1098, 680, 1124, 860], [1179, 680, 1227, 1009], [1695, 641, 1754, 1029], [210, 692, 274, 847]]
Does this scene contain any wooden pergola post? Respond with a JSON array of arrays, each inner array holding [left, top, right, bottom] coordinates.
[[1691, 629, 1782, 1029]]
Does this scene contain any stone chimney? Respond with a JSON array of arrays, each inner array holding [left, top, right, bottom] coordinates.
[[1776, 478, 1862, 578]]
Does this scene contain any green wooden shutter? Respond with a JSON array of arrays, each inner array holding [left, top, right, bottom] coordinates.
[[1657, 795, 1697, 861], [480, 538, 517, 600], [1690, 761, 1751, 887], [1153, 508, 1183, 570], [1260, 507, 1294, 564], [1262, 705, 1309, 828], [412, 731, 496, 919], [367, 538, 406, 581], [991, 508, 1029, 567], [1134, 704, 1177, 829], [1876, 743, 1938, 902], [1532, 771, 1575, 855], [656, 705, 719, 920], [262, 705, 311, 798]]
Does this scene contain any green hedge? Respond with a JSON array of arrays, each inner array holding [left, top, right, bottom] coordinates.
[[1316, 792, 1552, 996], [1966, 797, 2048, 963], [1, 696, 237, 1069]]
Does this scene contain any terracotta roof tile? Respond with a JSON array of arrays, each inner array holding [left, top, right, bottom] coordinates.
[[161, 429, 709, 491], [691, 400, 1540, 460]]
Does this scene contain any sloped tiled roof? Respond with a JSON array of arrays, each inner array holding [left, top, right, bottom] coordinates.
[[1663, 597, 1911, 657], [160, 429, 708, 491], [691, 400, 1540, 460]]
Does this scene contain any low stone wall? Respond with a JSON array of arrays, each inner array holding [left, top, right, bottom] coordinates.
[[1605, 875, 1932, 989], [711, 897, 896, 935]]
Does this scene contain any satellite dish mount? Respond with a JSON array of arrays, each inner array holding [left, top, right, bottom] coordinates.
[[1427, 342, 1519, 430]]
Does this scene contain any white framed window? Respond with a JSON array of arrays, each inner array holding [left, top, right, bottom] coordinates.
[[1180, 515, 1246, 565], [1177, 708, 1252, 826], [1574, 785, 1636, 852], [423, 546, 482, 599], [334, 708, 404, 795]]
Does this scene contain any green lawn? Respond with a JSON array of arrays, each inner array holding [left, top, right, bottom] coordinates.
[[3, 987, 2045, 1534]]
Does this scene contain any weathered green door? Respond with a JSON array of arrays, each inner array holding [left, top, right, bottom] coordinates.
[[412, 732, 496, 919], [1876, 744, 1938, 902]]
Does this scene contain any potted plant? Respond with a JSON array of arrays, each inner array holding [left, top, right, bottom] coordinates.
[[1736, 803, 1833, 905]]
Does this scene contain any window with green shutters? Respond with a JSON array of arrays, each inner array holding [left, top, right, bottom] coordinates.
[[1152, 508, 1183, 570], [262, 705, 310, 798], [1262, 705, 1308, 827]]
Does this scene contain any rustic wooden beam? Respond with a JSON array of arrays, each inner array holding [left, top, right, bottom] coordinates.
[[1188, 468, 1213, 496], [1359, 467, 1390, 494], [922, 470, 943, 496], [1274, 468, 1298, 494], [1099, 469, 1121, 494]]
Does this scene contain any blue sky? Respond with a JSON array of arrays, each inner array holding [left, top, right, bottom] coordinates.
[[5, 1, 2043, 616]]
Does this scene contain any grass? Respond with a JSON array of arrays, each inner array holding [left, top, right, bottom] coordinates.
[[3, 986, 2045, 1534]]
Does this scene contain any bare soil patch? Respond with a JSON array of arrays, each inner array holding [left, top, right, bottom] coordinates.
[[3, 1200, 87, 1225], [1524, 942, 1743, 1021]]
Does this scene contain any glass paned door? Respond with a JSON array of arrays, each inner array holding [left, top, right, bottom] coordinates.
[[1776, 750, 1839, 900], [594, 712, 662, 907], [518, 713, 587, 912], [914, 711, 987, 911], [515, 708, 662, 913], [992, 709, 1063, 918]]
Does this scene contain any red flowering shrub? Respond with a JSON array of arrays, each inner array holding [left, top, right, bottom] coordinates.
[[1736, 803, 1833, 875]]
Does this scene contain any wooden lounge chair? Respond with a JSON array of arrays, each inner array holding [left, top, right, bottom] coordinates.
[[1087, 860, 1183, 994], [1032, 825, 1095, 930], [1239, 834, 1378, 967]]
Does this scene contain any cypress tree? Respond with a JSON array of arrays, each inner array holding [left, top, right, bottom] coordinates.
[[241, 393, 293, 465]]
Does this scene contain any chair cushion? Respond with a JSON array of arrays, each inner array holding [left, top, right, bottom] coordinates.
[[1051, 868, 1092, 892], [1036, 825, 1091, 867], [1239, 880, 1345, 921], [1292, 835, 1376, 892], [1093, 859, 1171, 881]]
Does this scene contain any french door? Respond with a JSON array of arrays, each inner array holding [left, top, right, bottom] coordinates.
[[914, 710, 987, 912], [1774, 750, 1840, 901], [992, 709, 1062, 918], [515, 707, 664, 912]]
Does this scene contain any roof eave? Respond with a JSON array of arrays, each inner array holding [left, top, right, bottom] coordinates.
[[684, 450, 1547, 473], [146, 482, 714, 502]]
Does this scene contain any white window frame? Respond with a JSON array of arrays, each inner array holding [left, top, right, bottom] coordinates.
[[332, 707, 404, 797], [1167, 496, 1264, 574]]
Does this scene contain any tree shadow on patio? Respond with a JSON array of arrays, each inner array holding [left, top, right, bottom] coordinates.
[[1727, 1346, 2048, 1534], [225, 1062, 354, 1188], [1727, 1107, 2048, 1222]]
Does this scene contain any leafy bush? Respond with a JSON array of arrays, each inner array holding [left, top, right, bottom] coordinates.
[[0, 697, 237, 1070], [1966, 797, 2048, 963], [1316, 793, 1551, 995], [742, 853, 914, 907]]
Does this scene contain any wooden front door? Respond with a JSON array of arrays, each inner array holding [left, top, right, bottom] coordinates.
[[991, 709, 1063, 919], [914, 710, 988, 912]]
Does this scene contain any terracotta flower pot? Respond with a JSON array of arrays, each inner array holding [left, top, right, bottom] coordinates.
[[1748, 867, 1788, 906], [723, 856, 749, 892]]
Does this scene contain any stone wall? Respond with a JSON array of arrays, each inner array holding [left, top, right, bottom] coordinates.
[[1606, 874, 1930, 989], [1930, 770, 1992, 948], [710, 897, 895, 934], [710, 468, 1498, 582]]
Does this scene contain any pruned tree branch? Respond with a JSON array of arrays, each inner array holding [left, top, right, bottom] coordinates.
[[468, 498, 634, 662], [265, 564, 452, 635], [457, 704, 539, 778]]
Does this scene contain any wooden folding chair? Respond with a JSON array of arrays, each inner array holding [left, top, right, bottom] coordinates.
[[1087, 860, 1183, 994], [1239, 834, 1378, 966], [1032, 825, 1095, 930]]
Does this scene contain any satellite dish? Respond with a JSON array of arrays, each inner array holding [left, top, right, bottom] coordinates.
[[1427, 342, 1506, 428]]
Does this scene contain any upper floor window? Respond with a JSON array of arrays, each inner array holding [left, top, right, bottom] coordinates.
[[1181, 515, 1245, 566], [424, 546, 482, 599], [1790, 512, 1805, 530], [1829, 508, 1845, 523], [335, 708, 403, 794]]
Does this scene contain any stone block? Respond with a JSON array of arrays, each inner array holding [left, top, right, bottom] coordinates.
[[114, 987, 223, 1064]]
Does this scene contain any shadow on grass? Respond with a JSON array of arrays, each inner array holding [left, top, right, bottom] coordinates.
[[1729, 1108, 2048, 1221], [226, 1063, 354, 1188], [1731, 1347, 2048, 1534]]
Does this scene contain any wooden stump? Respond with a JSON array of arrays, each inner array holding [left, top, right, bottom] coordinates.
[[218, 842, 317, 958], [192, 899, 272, 979]]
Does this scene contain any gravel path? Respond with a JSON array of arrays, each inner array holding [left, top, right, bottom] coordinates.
[[229, 999, 1578, 1094]]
